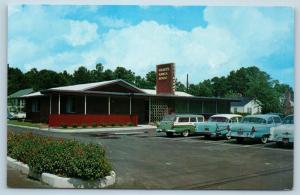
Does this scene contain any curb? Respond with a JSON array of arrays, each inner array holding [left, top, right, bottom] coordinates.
[[7, 156, 116, 188], [8, 124, 156, 133]]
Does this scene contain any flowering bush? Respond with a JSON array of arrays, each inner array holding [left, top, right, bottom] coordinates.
[[7, 131, 112, 180]]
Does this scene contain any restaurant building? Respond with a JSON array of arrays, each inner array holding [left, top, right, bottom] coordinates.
[[22, 63, 238, 127]]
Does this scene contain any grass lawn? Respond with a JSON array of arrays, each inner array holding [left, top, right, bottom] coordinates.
[[7, 120, 48, 128]]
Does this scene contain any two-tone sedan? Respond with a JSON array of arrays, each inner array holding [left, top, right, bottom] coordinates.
[[227, 114, 282, 144], [195, 114, 242, 139], [269, 115, 294, 146]]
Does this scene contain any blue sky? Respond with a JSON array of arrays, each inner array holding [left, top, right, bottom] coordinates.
[[8, 5, 294, 87]]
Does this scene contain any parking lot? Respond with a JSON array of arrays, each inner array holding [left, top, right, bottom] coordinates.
[[8, 126, 293, 190]]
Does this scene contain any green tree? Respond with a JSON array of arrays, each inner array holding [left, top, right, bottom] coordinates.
[[8, 66, 28, 95], [73, 66, 92, 84], [113, 66, 135, 84], [91, 63, 104, 82], [176, 80, 186, 92], [24, 68, 39, 91]]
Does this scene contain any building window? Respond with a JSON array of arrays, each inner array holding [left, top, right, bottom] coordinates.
[[31, 100, 40, 112], [234, 108, 237, 113], [247, 108, 252, 114], [66, 97, 76, 113]]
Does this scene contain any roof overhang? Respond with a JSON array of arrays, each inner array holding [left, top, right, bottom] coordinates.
[[40, 89, 239, 102]]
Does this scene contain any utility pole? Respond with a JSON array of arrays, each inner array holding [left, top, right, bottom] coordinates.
[[186, 74, 189, 92]]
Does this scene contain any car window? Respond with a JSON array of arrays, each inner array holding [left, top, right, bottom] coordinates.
[[242, 117, 266, 124], [178, 117, 189, 122], [161, 115, 176, 122], [230, 117, 238, 123], [197, 117, 204, 122], [208, 117, 228, 122], [273, 117, 282, 124], [283, 116, 294, 124], [190, 117, 197, 122], [267, 117, 273, 124]]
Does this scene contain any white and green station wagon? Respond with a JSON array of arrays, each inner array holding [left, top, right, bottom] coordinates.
[[156, 114, 205, 137]]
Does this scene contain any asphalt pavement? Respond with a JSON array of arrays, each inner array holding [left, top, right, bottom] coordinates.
[[7, 126, 293, 190]]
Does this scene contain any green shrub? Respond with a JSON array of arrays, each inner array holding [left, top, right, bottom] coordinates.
[[7, 132, 112, 180], [72, 124, 78, 128], [127, 122, 134, 126], [61, 124, 68, 129], [92, 123, 97, 128], [81, 123, 87, 128]]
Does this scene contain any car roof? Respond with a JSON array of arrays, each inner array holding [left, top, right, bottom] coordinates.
[[210, 114, 242, 119], [244, 114, 281, 120], [175, 114, 204, 117]]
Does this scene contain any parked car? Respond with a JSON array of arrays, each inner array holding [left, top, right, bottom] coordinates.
[[227, 114, 282, 144], [9, 112, 26, 120], [156, 114, 205, 137], [195, 114, 242, 139], [269, 115, 294, 145]]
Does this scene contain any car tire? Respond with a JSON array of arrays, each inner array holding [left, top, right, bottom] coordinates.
[[166, 132, 174, 137], [204, 134, 211, 139], [276, 141, 283, 147], [261, 136, 268, 144], [236, 137, 244, 143], [181, 130, 189, 137], [225, 135, 231, 140]]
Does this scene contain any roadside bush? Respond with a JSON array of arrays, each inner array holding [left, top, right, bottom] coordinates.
[[72, 124, 78, 128], [92, 123, 97, 128], [61, 124, 68, 129], [81, 123, 87, 128], [7, 131, 112, 180]]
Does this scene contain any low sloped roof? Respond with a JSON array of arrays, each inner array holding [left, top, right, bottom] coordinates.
[[8, 88, 34, 98], [140, 89, 193, 97], [47, 79, 145, 93], [231, 97, 252, 107], [22, 91, 44, 98]]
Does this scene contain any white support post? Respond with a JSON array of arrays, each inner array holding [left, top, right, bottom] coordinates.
[[148, 98, 151, 123], [58, 94, 61, 115], [49, 95, 52, 114], [84, 95, 87, 115], [108, 96, 111, 115], [129, 96, 132, 115]]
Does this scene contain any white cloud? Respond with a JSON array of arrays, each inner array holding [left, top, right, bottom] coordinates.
[[64, 20, 98, 47], [98, 16, 129, 28], [8, 6, 293, 86]]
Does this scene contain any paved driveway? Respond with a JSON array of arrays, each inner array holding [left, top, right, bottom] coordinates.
[[7, 126, 293, 190]]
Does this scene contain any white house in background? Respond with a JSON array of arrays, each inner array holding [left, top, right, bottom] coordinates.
[[231, 97, 262, 114]]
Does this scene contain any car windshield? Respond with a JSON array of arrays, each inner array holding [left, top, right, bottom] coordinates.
[[161, 115, 176, 122], [208, 117, 229, 122], [241, 117, 266, 124], [283, 116, 294, 124]]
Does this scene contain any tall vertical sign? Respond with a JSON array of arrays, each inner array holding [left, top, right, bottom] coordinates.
[[156, 63, 175, 95]]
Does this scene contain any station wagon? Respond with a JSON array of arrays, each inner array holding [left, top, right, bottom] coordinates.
[[227, 114, 282, 144], [195, 114, 242, 139], [269, 115, 294, 145], [156, 114, 205, 137]]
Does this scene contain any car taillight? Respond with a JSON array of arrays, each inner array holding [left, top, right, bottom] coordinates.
[[251, 127, 256, 132]]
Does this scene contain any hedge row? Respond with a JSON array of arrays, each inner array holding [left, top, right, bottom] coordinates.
[[61, 122, 134, 129], [7, 132, 112, 180]]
